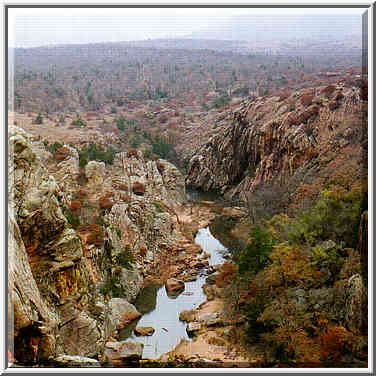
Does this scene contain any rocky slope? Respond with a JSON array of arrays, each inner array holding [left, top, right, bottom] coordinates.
[[186, 80, 367, 211], [9, 126, 103, 362], [8, 125, 209, 365]]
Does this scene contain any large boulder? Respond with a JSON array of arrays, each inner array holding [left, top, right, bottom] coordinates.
[[165, 278, 185, 293], [108, 298, 141, 331], [104, 340, 143, 364], [179, 309, 196, 323], [57, 302, 103, 358], [221, 207, 246, 219], [134, 326, 155, 336]]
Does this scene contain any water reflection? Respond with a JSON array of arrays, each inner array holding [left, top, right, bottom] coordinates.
[[135, 283, 160, 314]]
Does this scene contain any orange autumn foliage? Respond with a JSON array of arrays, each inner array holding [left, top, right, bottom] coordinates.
[[318, 325, 354, 361], [70, 200, 82, 211]]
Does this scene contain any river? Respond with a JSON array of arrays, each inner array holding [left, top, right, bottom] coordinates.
[[119, 226, 229, 360]]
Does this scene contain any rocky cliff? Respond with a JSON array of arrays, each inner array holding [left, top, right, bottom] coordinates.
[[8, 126, 189, 364], [186, 82, 366, 212], [9, 126, 103, 362]]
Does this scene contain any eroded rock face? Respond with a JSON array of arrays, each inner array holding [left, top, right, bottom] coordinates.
[[186, 85, 364, 202], [8, 126, 105, 362], [57, 301, 103, 358], [85, 161, 106, 186], [7, 125, 193, 364], [9, 126, 87, 304], [186, 322, 201, 337], [8, 208, 58, 362]]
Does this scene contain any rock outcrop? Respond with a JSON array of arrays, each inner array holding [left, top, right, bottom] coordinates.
[[8, 126, 102, 362], [186, 84, 365, 206], [8, 125, 190, 365], [8, 208, 58, 362]]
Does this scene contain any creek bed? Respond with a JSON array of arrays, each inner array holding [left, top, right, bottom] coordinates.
[[119, 226, 228, 360]]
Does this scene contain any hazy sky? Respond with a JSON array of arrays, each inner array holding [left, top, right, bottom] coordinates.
[[8, 6, 366, 48]]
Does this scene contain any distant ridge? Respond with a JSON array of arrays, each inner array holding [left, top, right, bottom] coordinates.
[[189, 14, 362, 41]]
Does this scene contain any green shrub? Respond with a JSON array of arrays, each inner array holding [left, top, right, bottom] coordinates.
[[211, 94, 230, 109], [232, 87, 249, 97], [116, 115, 126, 131], [286, 186, 362, 248], [149, 135, 176, 160], [143, 149, 152, 159], [46, 141, 64, 155], [64, 208, 80, 229], [237, 226, 274, 276], [111, 107, 117, 114], [114, 245, 134, 269], [79, 152, 89, 168], [243, 293, 270, 343], [99, 274, 122, 297], [71, 115, 86, 127], [130, 134, 144, 148], [35, 112, 43, 124], [95, 214, 108, 227], [153, 201, 164, 213], [78, 142, 116, 167]]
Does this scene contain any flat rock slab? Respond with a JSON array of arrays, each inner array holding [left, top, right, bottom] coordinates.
[[221, 207, 246, 218], [134, 326, 155, 336], [105, 340, 143, 363], [54, 355, 101, 367], [201, 201, 216, 206], [198, 312, 223, 326]]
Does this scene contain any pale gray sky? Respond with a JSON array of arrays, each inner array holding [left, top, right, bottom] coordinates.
[[8, 6, 366, 48]]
